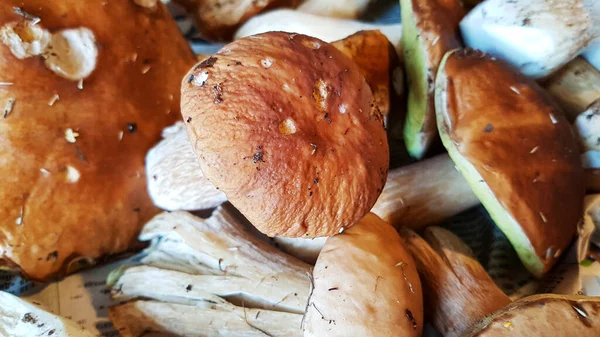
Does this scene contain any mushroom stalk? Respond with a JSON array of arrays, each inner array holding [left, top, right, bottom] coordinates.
[[107, 204, 311, 336], [542, 57, 600, 121], [401, 228, 600, 337]]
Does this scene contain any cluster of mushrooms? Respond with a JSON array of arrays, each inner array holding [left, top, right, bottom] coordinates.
[[2, 0, 600, 336]]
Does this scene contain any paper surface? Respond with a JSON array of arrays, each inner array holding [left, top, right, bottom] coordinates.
[[1, 2, 600, 337]]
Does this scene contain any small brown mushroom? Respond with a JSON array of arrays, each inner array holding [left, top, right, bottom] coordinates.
[[304, 213, 423, 337], [181, 32, 389, 238]]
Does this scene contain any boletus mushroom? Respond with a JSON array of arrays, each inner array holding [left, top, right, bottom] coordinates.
[[180, 32, 389, 238], [401, 0, 465, 158], [435, 49, 585, 277], [304, 213, 423, 337], [401, 227, 600, 337]]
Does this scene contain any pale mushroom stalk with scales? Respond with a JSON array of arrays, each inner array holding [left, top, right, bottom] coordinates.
[[401, 227, 600, 337], [459, 0, 596, 79], [107, 204, 311, 337]]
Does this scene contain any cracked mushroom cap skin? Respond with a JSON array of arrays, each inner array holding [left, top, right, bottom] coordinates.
[[435, 49, 584, 277], [0, 0, 195, 281], [181, 32, 389, 238], [304, 213, 423, 337]]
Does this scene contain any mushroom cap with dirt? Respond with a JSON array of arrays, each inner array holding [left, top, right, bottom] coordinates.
[[435, 49, 585, 277], [0, 0, 195, 281], [181, 32, 389, 238], [304, 213, 423, 337]]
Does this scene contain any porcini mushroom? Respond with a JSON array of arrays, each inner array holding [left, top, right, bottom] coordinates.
[[107, 204, 311, 336], [0, 0, 196, 281], [459, 0, 595, 79], [0, 292, 96, 337], [435, 49, 585, 277], [401, 0, 465, 158], [304, 213, 423, 337], [180, 32, 389, 238], [401, 228, 600, 337], [581, 0, 600, 71]]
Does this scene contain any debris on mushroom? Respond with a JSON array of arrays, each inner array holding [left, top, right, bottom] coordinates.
[[107, 204, 311, 336], [0, 21, 50, 59], [543, 57, 600, 121], [0, 291, 96, 337], [460, 0, 595, 78], [235, 9, 402, 55], [400, 0, 465, 159], [304, 213, 423, 337], [146, 122, 227, 211], [435, 49, 585, 277], [44, 28, 98, 81], [181, 32, 389, 238]]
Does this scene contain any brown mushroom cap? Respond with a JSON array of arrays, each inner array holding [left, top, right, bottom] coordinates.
[[181, 32, 389, 237]]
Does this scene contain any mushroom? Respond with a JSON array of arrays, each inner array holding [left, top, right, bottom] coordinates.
[[272, 236, 327, 264], [180, 32, 389, 238], [0, 291, 96, 337], [435, 49, 584, 277], [459, 0, 595, 79], [401, 228, 600, 337], [0, 0, 196, 281], [234, 9, 402, 55], [146, 122, 226, 211], [542, 57, 600, 121], [107, 204, 310, 336], [400, 0, 465, 159], [304, 213, 423, 337]]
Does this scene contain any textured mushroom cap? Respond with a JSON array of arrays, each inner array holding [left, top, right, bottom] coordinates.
[[181, 32, 389, 237]]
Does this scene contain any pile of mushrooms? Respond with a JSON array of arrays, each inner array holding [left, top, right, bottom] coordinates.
[[4, 0, 600, 336]]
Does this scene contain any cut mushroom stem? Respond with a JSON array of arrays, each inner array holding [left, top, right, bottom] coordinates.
[[297, 0, 375, 20], [542, 57, 600, 121], [400, 228, 510, 337], [107, 204, 311, 336]]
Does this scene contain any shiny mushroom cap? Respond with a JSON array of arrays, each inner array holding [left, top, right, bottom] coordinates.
[[181, 32, 389, 237]]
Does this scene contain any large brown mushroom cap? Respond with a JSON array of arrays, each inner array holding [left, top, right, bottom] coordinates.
[[0, 0, 195, 281], [181, 32, 389, 237]]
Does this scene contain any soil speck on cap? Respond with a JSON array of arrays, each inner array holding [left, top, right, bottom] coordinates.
[[405, 309, 417, 330], [195, 56, 217, 69]]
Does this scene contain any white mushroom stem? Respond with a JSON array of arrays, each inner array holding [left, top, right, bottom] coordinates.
[[136, 205, 311, 313], [460, 0, 595, 79], [543, 57, 600, 121], [0, 292, 96, 337], [107, 205, 310, 336], [582, 0, 600, 71], [146, 122, 227, 211], [573, 99, 600, 152], [109, 300, 303, 337], [272, 236, 327, 265], [234, 9, 402, 55], [297, 0, 375, 20], [372, 154, 479, 229]]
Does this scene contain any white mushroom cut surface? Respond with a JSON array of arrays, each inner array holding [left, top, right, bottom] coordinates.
[[460, 0, 594, 78], [297, 0, 375, 20], [107, 205, 311, 336], [146, 122, 227, 211], [0, 292, 96, 337]]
